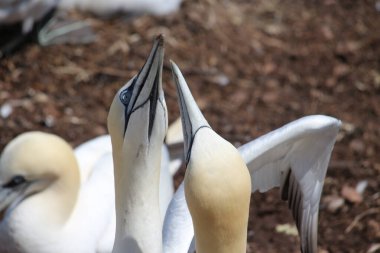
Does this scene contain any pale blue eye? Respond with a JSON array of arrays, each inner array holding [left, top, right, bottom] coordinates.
[[119, 79, 136, 106]]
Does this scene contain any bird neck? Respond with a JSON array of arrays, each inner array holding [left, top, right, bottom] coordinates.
[[112, 141, 163, 253], [185, 129, 251, 253]]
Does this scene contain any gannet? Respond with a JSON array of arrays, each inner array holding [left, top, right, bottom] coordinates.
[[0, 132, 115, 253], [0, 0, 95, 56], [0, 38, 179, 252], [0, 0, 58, 32], [166, 61, 341, 253], [59, 0, 182, 17], [108, 35, 168, 253], [0, 0, 58, 56], [0, 132, 178, 253]]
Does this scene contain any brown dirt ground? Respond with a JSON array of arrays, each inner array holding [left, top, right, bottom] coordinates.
[[1, 0, 379, 252]]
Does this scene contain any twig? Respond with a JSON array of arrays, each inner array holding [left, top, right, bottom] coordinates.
[[345, 208, 380, 233]]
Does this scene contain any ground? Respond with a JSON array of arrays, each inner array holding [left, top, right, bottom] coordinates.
[[0, 0, 379, 252]]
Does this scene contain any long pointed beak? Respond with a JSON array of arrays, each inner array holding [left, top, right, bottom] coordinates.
[[170, 61, 210, 164], [0, 188, 18, 214], [120, 35, 164, 137]]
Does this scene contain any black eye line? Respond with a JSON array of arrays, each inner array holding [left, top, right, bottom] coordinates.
[[175, 80, 192, 165], [174, 75, 211, 166], [120, 78, 137, 135], [127, 70, 159, 140], [147, 68, 160, 140], [121, 45, 160, 136], [185, 125, 211, 166], [3, 175, 26, 188]]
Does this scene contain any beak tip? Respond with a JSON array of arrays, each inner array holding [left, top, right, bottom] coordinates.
[[169, 60, 176, 72], [169, 60, 180, 87], [155, 34, 165, 47]]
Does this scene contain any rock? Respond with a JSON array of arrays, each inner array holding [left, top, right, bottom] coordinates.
[[275, 223, 298, 236], [349, 139, 365, 154], [0, 102, 13, 118], [323, 195, 345, 213], [341, 185, 363, 204], [367, 244, 380, 253], [356, 180, 368, 195]]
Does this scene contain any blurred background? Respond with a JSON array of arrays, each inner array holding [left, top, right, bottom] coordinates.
[[0, 0, 379, 252]]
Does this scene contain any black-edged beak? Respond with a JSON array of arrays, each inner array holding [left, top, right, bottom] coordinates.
[[170, 61, 210, 165], [119, 35, 164, 138]]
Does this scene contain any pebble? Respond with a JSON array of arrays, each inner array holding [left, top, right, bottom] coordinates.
[[323, 195, 345, 213], [0, 102, 13, 118], [341, 185, 363, 204]]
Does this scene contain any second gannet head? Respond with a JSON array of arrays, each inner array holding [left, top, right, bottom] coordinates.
[[0, 132, 80, 225], [170, 61, 251, 253], [108, 35, 167, 253]]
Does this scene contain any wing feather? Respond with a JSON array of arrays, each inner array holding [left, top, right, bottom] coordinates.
[[163, 183, 195, 253], [239, 115, 340, 253]]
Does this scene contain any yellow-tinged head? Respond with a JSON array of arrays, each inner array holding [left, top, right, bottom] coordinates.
[[171, 61, 251, 253], [0, 131, 80, 223]]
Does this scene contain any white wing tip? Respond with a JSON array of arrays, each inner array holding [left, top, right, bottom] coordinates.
[[300, 115, 341, 130]]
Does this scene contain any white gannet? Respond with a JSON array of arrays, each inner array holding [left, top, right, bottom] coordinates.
[[0, 132, 116, 253], [165, 61, 341, 253], [0, 0, 58, 32], [0, 0, 95, 56], [108, 35, 168, 253], [59, 0, 182, 17], [0, 133, 177, 253]]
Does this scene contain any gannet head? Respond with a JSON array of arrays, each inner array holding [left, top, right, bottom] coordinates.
[[108, 35, 167, 252], [108, 35, 167, 166], [170, 61, 251, 253], [0, 132, 80, 223]]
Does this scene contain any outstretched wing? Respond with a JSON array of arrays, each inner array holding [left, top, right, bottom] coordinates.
[[239, 115, 341, 253]]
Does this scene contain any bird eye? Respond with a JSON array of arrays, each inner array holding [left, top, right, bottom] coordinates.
[[119, 79, 136, 106], [3, 175, 26, 188]]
